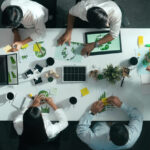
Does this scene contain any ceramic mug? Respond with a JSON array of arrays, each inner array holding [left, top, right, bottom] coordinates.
[[46, 57, 55, 66], [69, 97, 77, 105], [129, 57, 138, 65], [6, 92, 15, 101]]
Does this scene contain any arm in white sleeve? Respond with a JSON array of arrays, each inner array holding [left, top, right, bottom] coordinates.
[[69, 2, 82, 17], [13, 107, 27, 135], [69, 2, 87, 21], [109, 18, 121, 38], [1, 0, 10, 11], [121, 103, 143, 143], [30, 14, 46, 41], [109, 8, 122, 39], [46, 108, 68, 138], [76, 112, 95, 144]]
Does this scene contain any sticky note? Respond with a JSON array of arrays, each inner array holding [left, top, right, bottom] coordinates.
[[101, 98, 108, 106], [3, 45, 12, 53], [33, 43, 41, 52], [21, 44, 29, 49], [138, 36, 144, 48], [80, 87, 89, 96]]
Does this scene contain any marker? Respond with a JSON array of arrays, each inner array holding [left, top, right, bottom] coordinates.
[[145, 44, 150, 47], [36, 42, 43, 55], [28, 93, 34, 100], [120, 77, 125, 87]]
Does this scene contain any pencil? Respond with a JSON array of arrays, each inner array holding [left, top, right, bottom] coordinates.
[[36, 42, 43, 55]]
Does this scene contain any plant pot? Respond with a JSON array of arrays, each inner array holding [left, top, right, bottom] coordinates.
[[97, 74, 104, 80]]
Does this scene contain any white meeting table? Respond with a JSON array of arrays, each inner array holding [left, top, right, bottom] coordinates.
[[0, 28, 150, 121]]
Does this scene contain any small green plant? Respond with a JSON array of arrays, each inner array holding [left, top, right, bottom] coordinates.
[[103, 64, 122, 84], [144, 52, 150, 64], [97, 74, 104, 80], [99, 92, 114, 112], [99, 92, 107, 112], [99, 92, 106, 100]]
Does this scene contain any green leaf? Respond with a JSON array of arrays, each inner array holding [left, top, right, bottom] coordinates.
[[38, 41, 44, 44], [99, 92, 106, 100], [11, 71, 16, 78], [10, 57, 16, 64]]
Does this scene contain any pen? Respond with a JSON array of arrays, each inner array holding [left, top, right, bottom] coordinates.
[[36, 42, 43, 55], [20, 97, 26, 110], [120, 77, 125, 87]]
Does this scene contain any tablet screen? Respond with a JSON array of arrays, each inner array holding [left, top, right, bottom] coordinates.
[[0, 55, 8, 84], [85, 31, 122, 55], [7, 54, 18, 85]]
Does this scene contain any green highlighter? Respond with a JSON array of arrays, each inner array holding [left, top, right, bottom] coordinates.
[[145, 44, 150, 47]]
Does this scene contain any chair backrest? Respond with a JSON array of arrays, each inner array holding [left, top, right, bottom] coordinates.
[[33, 0, 57, 27], [32, 0, 57, 16]]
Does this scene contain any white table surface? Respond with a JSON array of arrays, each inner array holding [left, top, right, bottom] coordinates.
[[0, 28, 150, 121]]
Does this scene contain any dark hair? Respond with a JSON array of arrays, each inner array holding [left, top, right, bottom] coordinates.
[[87, 7, 108, 28], [2, 6, 23, 28], [109, 123, 129, 146], [21, 107, 48, 145]]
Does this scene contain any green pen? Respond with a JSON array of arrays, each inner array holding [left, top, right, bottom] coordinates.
[[145, 44, 150, 47]]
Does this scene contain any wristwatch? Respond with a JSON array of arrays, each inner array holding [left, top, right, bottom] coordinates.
[[95, 41, 100, 48], [89, 110, 95, 115]]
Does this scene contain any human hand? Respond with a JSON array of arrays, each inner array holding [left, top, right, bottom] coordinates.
[[7, 47, 16, 53], [12, 41, 23, 51], [91, 101, 104, 115], [81, 42, 95, 56], [146, 66, 150, 71], [45, 97, 53, 105], [107, 96, 122, 108], [57, 31, 71, 46], [45, 97, 58, 110], [31, 95, 45, 107]]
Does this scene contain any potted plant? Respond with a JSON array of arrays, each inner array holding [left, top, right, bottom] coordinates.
[[102, 64, 122, 84], [143, 52, 150, 65], [98, 92, 114, 112]]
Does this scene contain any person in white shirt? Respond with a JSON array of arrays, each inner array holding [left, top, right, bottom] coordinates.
[[13, 95, 68, 145], [76, 96, 143, 150], [58, 0, 122, 56], [1, 0, 48, 51]]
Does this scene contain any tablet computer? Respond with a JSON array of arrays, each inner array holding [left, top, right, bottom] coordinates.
[[85, 30, 122, 55], [0, 54, 18, 85]]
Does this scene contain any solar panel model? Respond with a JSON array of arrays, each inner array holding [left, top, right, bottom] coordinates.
[[63, 66, 86, 82]]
